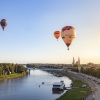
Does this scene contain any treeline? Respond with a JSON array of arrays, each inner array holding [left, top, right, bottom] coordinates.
[[27, 64, 35, 68], [27, 64, 63, 69], [72, 66, 100, 78], [0, 63, 27, 76], [81, 67, 100, 78]]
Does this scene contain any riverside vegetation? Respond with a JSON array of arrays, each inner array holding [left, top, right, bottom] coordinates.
[[0, 63, 28, 80]]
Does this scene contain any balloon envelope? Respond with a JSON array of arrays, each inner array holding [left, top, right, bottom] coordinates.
[[54, 31, 60, 41], [0, 19, 7, 31], [61, 26, 76, 50]]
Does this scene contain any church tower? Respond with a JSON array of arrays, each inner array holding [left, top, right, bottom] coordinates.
[[78, 57, 80, 66], [72, 57, 75, 66]]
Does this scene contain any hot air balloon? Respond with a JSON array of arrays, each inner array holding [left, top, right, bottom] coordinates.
[[54, 31, 60, 41], [0, 19, 7, 31], [61, 26, 76, 50]]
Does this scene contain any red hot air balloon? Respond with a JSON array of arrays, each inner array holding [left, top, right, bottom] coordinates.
[[0, 19, 7, 31], [54, 31, 60, 41], [61, 26, 76, 50]]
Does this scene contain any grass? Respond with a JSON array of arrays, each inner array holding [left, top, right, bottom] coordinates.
[[57, 87, 91, 100], [72, 80, 86, 87], [56, 80, 91, 100], [0, 73, 24, 80]]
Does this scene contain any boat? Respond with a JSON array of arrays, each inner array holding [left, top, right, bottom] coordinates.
[[52, 81, 65, 91], [42, 82, 45, 84]]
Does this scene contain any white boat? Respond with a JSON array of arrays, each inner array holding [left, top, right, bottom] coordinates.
[[52, 81, 65, 91]]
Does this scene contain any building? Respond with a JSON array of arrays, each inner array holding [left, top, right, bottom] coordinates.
[[72, 57, 80, 67]]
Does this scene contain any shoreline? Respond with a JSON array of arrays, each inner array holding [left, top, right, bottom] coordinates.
[[0, 73, 27, 81], [47, 70, 92, 100], [0, 69, 95, 100]]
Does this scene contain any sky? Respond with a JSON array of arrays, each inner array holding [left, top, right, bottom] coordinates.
[[0, 0, 100, 64]]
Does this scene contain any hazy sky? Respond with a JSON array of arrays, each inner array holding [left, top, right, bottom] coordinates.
[[0, 0, 100, 64]]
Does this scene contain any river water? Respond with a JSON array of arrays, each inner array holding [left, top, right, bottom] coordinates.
[[0, 69, 72, 100]]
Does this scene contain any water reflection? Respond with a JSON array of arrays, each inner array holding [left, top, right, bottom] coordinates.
[[0, 69, 72, 100], [52, 89, 64, 94]]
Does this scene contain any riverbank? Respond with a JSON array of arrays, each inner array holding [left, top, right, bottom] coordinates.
[[0, 73, 27, 81], [47, 70, 91, 100], [56, 78, 91, 100]]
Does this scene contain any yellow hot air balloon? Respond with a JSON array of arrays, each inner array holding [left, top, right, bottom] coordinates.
[[54, 31, 60, 41], [61, 26, 76, 50]]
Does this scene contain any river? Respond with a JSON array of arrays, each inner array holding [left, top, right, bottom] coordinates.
[[0, 69, 72, 100]]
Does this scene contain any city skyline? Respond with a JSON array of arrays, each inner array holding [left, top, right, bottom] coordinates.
[[0, 0, 100, 64]]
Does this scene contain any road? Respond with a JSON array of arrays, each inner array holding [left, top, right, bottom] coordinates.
[[67, 70, 100, 100]]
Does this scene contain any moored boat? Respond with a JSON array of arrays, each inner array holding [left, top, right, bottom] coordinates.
[[52, 81, 65, 91]]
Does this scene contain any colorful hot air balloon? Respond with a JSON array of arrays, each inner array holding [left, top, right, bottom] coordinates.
[[0, 19, 7, 31], [61, 26, 76, 50], [54, 31, 60, 41]]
